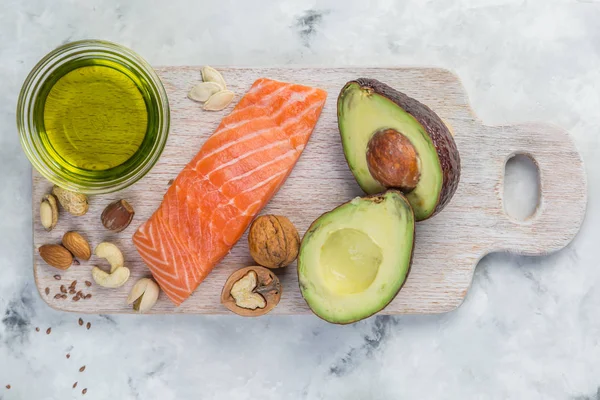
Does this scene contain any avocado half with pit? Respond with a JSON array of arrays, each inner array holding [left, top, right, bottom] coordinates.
[[298, 190, 414, 324], [337, 78, 461, 220]]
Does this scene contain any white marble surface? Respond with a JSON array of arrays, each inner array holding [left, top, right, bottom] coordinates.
[[0, 0, 597, 398]]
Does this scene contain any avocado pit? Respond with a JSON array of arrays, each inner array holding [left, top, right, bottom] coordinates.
[[366, 128, 421, 192]]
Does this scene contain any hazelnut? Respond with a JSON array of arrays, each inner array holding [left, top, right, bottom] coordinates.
[[101, 199, 135, 232], [221, 266, 281, 317], [366, 128, 421, 192], [248, 215, 300, 269]]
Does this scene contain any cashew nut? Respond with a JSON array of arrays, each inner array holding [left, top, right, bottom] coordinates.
[[92, 242, 130, 288], [94, 242, 124, 273], [127, 278, 160, 313], [230, 271, 266, 310]]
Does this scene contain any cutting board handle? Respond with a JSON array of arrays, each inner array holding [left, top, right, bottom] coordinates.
[[488, 123, 587, 255]]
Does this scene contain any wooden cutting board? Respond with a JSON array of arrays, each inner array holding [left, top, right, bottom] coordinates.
[[32, 67, 587, 315]]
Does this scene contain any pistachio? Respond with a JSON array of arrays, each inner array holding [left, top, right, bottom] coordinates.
[[39, 244, 73, 270], [201, 66, 226, 90], [62, 231, 91, 260], [101, 199, 135, 232], [203, 90, 235, 111], [40, 194, 58, 231], [127, 278, 160, 313], [52, 186, 88, 216], [188, 82, 222, 103]]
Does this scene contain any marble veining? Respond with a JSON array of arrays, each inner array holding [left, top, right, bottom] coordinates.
[[1, 0, 599, 398]]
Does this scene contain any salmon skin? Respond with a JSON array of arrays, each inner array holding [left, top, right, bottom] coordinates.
[[133, 78, 327, 305]]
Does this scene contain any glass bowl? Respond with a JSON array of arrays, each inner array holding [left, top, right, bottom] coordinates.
[[17, 40, 170, 194]]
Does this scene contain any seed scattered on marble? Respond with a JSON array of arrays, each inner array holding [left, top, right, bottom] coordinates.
[[46, 327, 51, 335], [168, 179, 175, 186], [85, 281, 92, 287], [77, 290, 83, 297], [84, 294, 92, 299], [54, 275, 61, 280], [73, 382, 78, 389], [79, 365, 86, 372], [61, 285, 67, 293], [82, 388, 87, 395], [45, 287, 50, 295], [86, 322, 91, 330], [78, 318, 83, 326], [61, 294, 67, 299], [73, 297, 80, 302], [69, 289, 76, 295], [66, 353, 70, 359], [35, 327, 40, 332], [5, 384, 10, 389], [70, 280, 77, 289], [73, 259, 80, 266]]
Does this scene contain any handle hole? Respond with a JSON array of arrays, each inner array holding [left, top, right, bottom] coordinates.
[[503, 154, 540, 220]]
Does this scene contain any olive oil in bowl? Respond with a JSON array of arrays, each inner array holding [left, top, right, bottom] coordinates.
[[43, 65, 148, 171], [18, 40, 169, 194]]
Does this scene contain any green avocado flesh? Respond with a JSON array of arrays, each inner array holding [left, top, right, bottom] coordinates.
[[298, 191, 414, 324], [338, 82, 443, 220]]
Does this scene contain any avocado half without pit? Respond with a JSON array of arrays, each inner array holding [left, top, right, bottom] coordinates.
[[337, 78, 461, 220], [298, 190, 414, 324]]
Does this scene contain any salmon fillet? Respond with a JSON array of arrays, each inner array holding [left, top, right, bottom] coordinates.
[[133, 78, 327, 305]]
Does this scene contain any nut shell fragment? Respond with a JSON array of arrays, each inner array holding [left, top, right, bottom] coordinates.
[[52, 186, 88, 216], [39, 244, 73, 270], [40, 194, 58, 231], [62, 231, 91, 261], [221, 266, 281, 317]]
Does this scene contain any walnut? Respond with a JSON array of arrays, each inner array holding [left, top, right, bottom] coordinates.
[[221, 266, 282, 317], [248, 215, 300, 269]]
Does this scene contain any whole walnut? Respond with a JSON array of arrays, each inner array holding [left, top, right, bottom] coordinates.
[[248, 215, 300, 269]]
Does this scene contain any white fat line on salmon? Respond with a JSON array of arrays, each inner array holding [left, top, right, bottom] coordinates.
[[155, 219, 193, 292], [218, 149, 296, 188], [203, 86, 319, 143], [194, 96, 322, 168], [215, 84, 313, 133], [190, 100, 322, 217], [207, 169, 288, 231], [160, 193, 203, 279], [199, 138, 291, 178]]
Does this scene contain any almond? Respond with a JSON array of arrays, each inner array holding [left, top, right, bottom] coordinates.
[[101, 199, 135, 232], [62, 231, 91, 261], [39, 244, 73, 270]]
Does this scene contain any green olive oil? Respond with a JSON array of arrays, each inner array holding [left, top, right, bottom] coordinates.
[[38, 62, 154, 173]]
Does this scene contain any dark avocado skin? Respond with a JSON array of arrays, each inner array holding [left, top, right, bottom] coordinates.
[[298, 190, 415, 325], [344, 78, 461, 219]]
